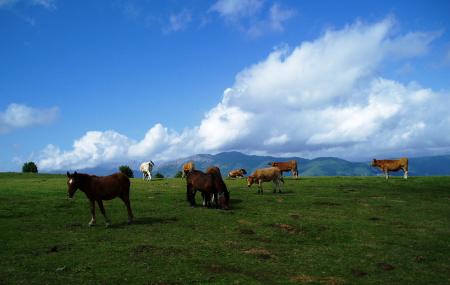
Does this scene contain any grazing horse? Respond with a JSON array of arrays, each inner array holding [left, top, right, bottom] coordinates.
[[140, 161, 155, 180], [66, 171, 133, 227], [206, 166, 230, 209], [186, 169, 229, 210]]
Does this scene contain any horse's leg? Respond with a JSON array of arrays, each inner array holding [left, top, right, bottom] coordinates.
[[97, 200, 111, 227], [187, 184, 196, 207], [120, 194, 134, 224], [89, 199, 96, 226]]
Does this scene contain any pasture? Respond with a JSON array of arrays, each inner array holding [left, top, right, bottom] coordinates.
[[0, 173, 449, 284]]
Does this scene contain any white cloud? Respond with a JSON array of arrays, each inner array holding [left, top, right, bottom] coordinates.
[[0, 0, 55, 9], [210, 0, 295, 37], [37, 17, 450, 170], [0, 103, 59, 134], [210, 0, 263, 19], [268, 3, 295, 32], [164, 9, 192, 33], [32, 0, 55, 9]]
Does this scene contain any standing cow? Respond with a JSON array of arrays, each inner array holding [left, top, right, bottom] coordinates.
[[371, 158, 408, 180], [140, 161, 155, 181], [247, 167, 284, 194], [269, 160, 299, 178]]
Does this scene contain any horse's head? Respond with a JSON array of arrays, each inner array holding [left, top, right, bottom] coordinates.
[[247, 176, 255, 187], [66, 171, 80, 198]]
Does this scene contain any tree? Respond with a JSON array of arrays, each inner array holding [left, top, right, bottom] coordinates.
[[22, 162, 38, 173], [154, 172, 164, 179], [119, 165, 134, 178], [174, 171, 183, 178]]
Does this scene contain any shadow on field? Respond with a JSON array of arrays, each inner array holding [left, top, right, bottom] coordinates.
[[110, 216, 178, 228]]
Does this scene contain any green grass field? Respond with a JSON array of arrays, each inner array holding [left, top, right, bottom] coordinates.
[[0, 173, 449, 284]]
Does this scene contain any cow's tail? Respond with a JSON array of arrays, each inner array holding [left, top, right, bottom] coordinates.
[[280, 176, 285, 184]]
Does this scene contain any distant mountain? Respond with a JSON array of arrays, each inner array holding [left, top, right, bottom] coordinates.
[[51, 152, 450, 177], [154, 151, 375, 177]]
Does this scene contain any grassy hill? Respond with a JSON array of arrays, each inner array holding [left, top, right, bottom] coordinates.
[[1, 173, 449, 284]]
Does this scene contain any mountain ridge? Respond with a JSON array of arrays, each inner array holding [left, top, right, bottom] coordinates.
[[48, 152, 450, 177]]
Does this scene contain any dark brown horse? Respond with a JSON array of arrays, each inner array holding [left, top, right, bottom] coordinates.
[[66, 171, 133, 227], [206, 166, 230, 209], [186, 168, 229, 210]]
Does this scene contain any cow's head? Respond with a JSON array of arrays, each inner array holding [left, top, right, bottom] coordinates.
[[267, 162, 273, 166], [241, 169, 247, 175], [371, 159, 378, 167], [247, 176, 255, 187], [66, 171, 80, 198]]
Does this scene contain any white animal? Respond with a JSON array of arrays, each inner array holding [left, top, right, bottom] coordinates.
[[140, 161, 155, 181]]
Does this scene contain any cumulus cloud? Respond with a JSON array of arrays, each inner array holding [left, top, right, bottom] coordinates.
[[0, 103, 59, 134], [37, 17, 450, 170]]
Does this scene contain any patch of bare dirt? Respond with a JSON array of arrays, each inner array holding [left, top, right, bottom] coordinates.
[[290, 275, 345, 284], [271, 223, 304, 234], [350, 268, 367, 277], [290, 214, 300, 219], [239, 228, 255, 235], [313, 201, 341, 206], [242, 248, 274, 260], [377, 262, 395, 271]]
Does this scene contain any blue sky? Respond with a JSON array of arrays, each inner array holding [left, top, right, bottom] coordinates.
[[1, 0, 450, 172]]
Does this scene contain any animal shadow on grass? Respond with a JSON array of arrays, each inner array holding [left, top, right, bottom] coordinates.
[[109, 216, 178, 228]]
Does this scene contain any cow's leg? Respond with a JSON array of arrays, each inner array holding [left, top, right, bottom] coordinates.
[[88, 199, 96, 226], [403, 168, 408, 179], [97, 200, 111, 227], [277, 178, 282, 193], [385, 169, 389, 180], [120, 194, 134, 224], [258, 180, 263, 194], [273, 180, 277, 193], [148, 171, 152, 180]]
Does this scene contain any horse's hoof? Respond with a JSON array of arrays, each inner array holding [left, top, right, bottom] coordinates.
[[88, 223, 96, 227], [105, 223, 111, 228], [127, 219, 133, 225]]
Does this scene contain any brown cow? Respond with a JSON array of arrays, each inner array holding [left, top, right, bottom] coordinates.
[[228, 168, 247, 178], [269, 160, 299, 178], [371, 158, 408, 180], [181, 161, 195, 178], [247, 167, 284, 194]]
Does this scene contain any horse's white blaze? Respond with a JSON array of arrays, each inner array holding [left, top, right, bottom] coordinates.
[[69, 178, 73, 184]]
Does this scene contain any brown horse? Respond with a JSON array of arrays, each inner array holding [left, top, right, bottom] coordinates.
[[206, 166, 230, 209], [186, 168, 229, 210], [66, 171, 133, 227]]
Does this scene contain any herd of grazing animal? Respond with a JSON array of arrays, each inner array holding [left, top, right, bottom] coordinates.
[[66, 157, 409, 226]]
